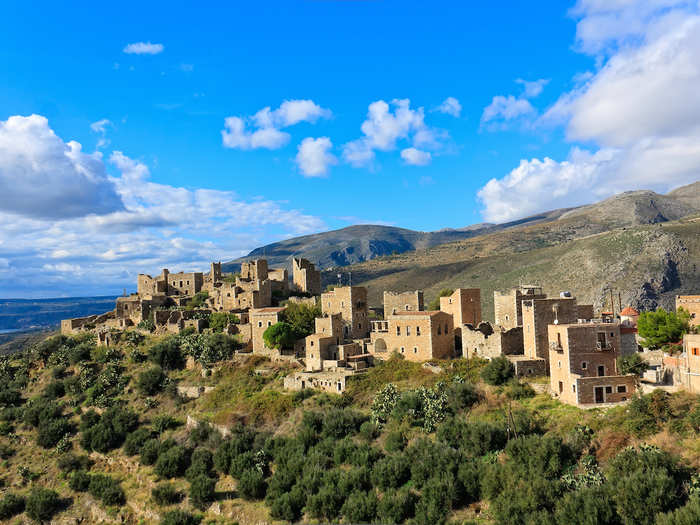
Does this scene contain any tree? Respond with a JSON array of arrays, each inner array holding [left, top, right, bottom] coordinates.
[[189, 474, 215, 510], [37, 417, 72, 448], [618, 353, 649, 377], [26, 488, 63, 523], [238, 468, 267, 500], [0, 493, 25, 520], [553, 486, 619, 525], [377, 487, 416, 524], [160, 510, 202, 525], [208, 312, 239, 333], [155, 445, 190, 479], [281, 302, 321, 338], [137, 366, 166, 395], [428, 289, 454, 311], [637, 308, 689, 348], [262, 322, 299, 350], [481, 356, 515, 385], [341, 490, 378, 523], [149, 337, 185, 370]]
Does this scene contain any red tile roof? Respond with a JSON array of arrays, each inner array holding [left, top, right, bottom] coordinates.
[[620, 306, 639, 316]]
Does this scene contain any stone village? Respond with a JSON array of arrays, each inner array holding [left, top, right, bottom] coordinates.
[[61, 258, 700, 408]]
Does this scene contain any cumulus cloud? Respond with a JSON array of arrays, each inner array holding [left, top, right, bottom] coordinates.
[[222, 100, 331, 151], [481, 95, 535, 125], [479, 1, 700, 222], [515, 78, 549, 98], [0, 115, 124, 219], [295, 137, 337, 177], [0, 115, 326, 297], [437, 97, 462, 117], [343, 99, 445, 168], [123, 42, 164, 55], [400, 147, 432, 166]]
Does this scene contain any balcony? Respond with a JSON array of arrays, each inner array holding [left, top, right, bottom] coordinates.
[[596, 341, 613, 351]]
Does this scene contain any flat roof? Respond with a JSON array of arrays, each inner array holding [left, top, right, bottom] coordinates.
[[391, 310, 442, 317], [250, 307, 286, 314]]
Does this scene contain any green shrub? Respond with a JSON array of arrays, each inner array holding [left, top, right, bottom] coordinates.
[[26, 488, 63, 522], [137, 366, 166, 395], [553, 486, 619, 525], [152, 483, 182, 506], [262, 322, 300, 350], [617, 353, 649, 377], [238, 468, 266, 500], [267, 485, 305, 522], [481, 356, 515, 385], [185, 448, 214, 482], [0, 493, 25, 520], [43, 380, 65, 400], [80, 407, 138, 453], [341, 490, 378, 523], [384, 429, 407, 452], [505, 379, 536, 399], [371, 454, 411, 489], [155, 445, 190, 479], [160, 509, 203, 525], [377, 487, 415, 524], [69, 470, 91, 492], [359, 420, 380, 441], [141, 439, 162, 465], [189, 474, 216, 510], [88, 474, 125, 506], [414, 476, 454, 525], [149, 337, 185, 370], [123, 428, 153, 456], [57, 453, 92, 472], [153, 414, 179, 434], [0, 442, 15, 459], [637, 308, 689, 348], [448, 380, 480, 410], [37, 417, 72, 448], [655, 496, 700, 525]]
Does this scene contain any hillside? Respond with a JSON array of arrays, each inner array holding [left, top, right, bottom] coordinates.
[[1, 330, 700, 524], [334, 215, 700, 319], [224, 183, 700, 275], [221, 208, 571, 272]]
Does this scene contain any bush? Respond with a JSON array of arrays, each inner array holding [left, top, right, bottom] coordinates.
[[138, 366, 166, 395], [160, 509, 203, 525], [0, 443, 15, 459], [238, 468, 266, 500], [43, 380, 65, 400], [185, 448, 214, 482], [0, 493, 25, 520], [267, 485, 305, 522], [371, 454, 411, 489], [149, 337, 185, 370], [481, 356, 515, 385], [88, 474, 125, 505], [155, 445, 190, 479], [617, 353, 649, 377], [384, 429, 407, 452], [414, 476, 454, 525], [553, 486, 619, 525], [26, 488, 62, 522], [377, 487, 415, 524], [152, 483, 182, 506], [58, 453, 92, 472], [461, 421, 508, 457], [189, 474, 216, 510], [428, 288, 454, 311], [656, 496, 700, 525], [342, 490, 378, 523], [153, 414, 179, 434], [123, 428, 153, 456], [37, 417, 72, 448], [80, 407, 139, 453], [69, 470, 91, 492], [141, 439, 162, 465], [280, 302, 321, 338], [505, 379, 536, 400], [448, 380, 480, 411], [359, 420, 380, 441], [208, 312, 239, 333]]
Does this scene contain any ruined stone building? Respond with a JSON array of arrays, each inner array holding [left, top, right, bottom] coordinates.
[[292, 258, 321, 296], [321, 286, 369, 339], [676, 295, 700, 327], [369, 310, 455, 362], [494, 285, 546, 329], [383, 290, 424, 315], [548, 321, 636, 407], [462, 322, 523, 360]]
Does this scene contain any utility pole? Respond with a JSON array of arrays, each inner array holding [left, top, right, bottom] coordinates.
[[609, 288, 616, 317]]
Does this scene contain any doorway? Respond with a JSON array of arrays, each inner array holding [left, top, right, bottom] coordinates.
[[594, 387, 605, 403], [597, 365, 605, 377]]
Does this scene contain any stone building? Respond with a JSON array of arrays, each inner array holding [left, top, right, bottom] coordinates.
[[620, 306, 640, 327], [548, 322, 636, 407], [522, 297, 581, 368], [462, 322, 523, 359], [677, 334, 700, 393], [292, 258, 321, 296], [383, 290, 424, 315], [440, 288, 481, 327], [250, 307, 287, 354], [321, 286, 369, 339], [494, 285, 546, 329], [268, 268, 289, 295], [676, 295, 700, 327], [369, 310, 455, 361]]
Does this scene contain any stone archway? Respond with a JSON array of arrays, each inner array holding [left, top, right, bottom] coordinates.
[[374, 338, 387, 353]]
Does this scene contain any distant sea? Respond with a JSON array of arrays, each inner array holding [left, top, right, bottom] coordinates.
[[0, 296, 118, 332]]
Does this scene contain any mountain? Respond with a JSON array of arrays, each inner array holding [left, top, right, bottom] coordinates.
[[222, 208, 572, 272]]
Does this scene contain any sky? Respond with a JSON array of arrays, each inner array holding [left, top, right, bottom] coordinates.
[[1, 0, 700, 298]]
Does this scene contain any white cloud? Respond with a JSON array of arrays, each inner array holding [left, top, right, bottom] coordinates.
[[479, 2, 700, 222], [0, 115, 124, 219], [90, 118, 112, 148], [437, 97, 462, 117], [481, 95, 535, 124], [123, 42, 164, 55], [515, 78, 549, 98], [295, 137, 337, 177], [0, 116, 326, 297], [343, 99, 446, 168], [400, 147, 432, 166], [222, 100, 331, 151]]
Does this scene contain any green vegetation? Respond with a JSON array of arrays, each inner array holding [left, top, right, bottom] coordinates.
[[638, 307, 690, 348], [481, 356, 515, 385], [428, 288, 454, 311], [618, 353, 650, 377], [280, 301, 321, 338], [262, 322, 299, 350]]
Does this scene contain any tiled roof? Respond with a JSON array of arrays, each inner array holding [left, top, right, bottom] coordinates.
[[620, 306, 639, 316]]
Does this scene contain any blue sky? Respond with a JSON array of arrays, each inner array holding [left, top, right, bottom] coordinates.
[[1, 1, 699, 297]]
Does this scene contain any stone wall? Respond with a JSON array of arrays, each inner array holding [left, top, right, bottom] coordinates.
[[440, 288, 481, 327], [370, 311, 454, 362], [292, 258, 321, 296], [677, 295, 700, 327], [383, 290, 424, 315], [321, 286, 369, 340], [462, 322, 523, 359]]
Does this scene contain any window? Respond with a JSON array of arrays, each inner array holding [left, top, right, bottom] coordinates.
[[581, 361, 587, 370], [572, 384, 576, 393], [310, 341, 314, 347], [416, 326, 421, 336], [558, 381, 563, 394], [693, 348, 700, 356], [187, 280, 190, 285], [437, 325, 441, 335], [558, 361, 561, 368], [406, 326, 411, 336], [617, 385, 627, 393], [396, 326, 401, 336], [400, 347, 405, 353], [598, 365, 605, 377], [605, 386, 613, 394], [413, 347, 418, 354], [267, 321, 272, 327], [445, 323, 449, 333], [258, 321, 262, 328]]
